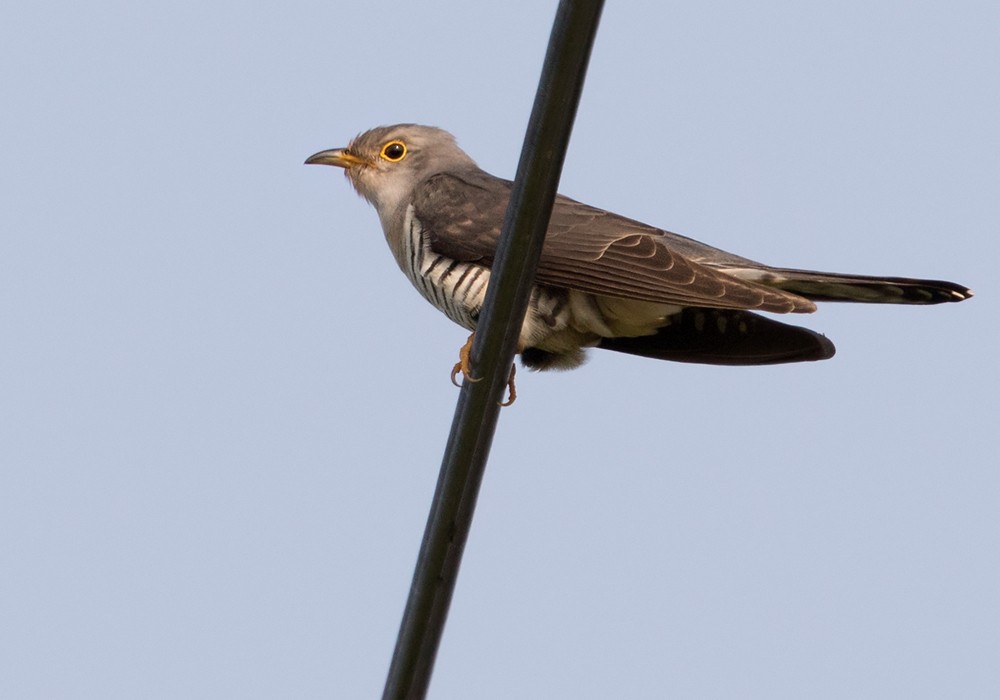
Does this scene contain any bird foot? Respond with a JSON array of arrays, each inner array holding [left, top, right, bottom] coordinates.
[[451, 333, 480, 387], [450, 333, 518, 406], [500, 364, 517, 407]]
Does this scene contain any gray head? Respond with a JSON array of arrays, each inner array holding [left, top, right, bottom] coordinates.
[[305, 124, 478, 215]]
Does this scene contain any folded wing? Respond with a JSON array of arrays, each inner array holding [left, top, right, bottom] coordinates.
[[414, 171, 818, 315]]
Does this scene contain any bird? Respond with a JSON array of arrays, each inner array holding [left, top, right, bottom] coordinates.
[[306, 124, 972, 404]]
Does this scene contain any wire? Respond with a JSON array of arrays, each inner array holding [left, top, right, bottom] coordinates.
[[380, 2, 605, 698]]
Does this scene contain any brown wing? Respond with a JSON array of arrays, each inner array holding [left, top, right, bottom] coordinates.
[[412, 171, 816, 314]]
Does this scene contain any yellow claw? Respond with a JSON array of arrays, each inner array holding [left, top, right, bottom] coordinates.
[[450, 333, 517, 406], [451, 333, 481, 387], [499, 364, 517, 407]]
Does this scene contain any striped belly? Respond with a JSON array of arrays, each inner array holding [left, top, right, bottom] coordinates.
[[399, 206, 490, 331], [393, 206, 624, 370]]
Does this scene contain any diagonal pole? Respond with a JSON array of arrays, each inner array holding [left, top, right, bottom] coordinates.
[[380, 2, 605, 699]]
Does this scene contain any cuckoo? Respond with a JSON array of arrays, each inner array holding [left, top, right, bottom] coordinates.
[[306, 124, 971, 404]]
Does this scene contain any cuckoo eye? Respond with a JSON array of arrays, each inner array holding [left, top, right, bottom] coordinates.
[[380, 141, 407, 162]]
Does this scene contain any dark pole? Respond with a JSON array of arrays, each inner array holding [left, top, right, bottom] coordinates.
[[380, 1, 605, 698]]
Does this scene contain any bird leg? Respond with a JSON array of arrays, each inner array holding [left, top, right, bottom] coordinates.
[[500, 364, 517, 407], [450, 333, 518, 406], [451, 333, 480, 387]]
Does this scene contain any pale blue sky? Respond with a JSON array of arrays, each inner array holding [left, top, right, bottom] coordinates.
[[2, 2, 997, 698]]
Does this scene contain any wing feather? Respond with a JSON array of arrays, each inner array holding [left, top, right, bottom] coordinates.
[[412, 171, 816, 314]]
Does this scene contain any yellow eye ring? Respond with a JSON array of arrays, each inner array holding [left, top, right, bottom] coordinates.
[[380, 140, 407, 162]]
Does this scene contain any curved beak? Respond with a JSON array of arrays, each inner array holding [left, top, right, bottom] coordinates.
[[304, 148, 367, 168]]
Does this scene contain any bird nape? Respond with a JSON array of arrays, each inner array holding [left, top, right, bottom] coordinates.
[[306, 124, 972, 404]]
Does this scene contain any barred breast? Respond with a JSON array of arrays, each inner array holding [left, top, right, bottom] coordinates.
[[393, 206, 660, 371], [398, 205, 490, 331]]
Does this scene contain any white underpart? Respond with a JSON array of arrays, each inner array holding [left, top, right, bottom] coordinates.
[[393, 205, 689, 357], [397, 205, 489, 331]]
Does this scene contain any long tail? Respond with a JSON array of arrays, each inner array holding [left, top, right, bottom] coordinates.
[[724, 267, 973, 304], [598, 308, 836, 366]]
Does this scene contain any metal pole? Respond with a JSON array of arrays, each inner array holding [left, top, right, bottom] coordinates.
[[380, 2, 605, 698]]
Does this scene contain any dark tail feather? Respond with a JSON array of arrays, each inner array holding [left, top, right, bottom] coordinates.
[[598, 308, 835, 366], [746, 267, 973, 304]]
